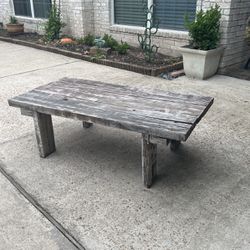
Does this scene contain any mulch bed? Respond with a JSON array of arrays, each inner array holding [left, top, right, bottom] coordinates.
[[0, 30, 183, 76]]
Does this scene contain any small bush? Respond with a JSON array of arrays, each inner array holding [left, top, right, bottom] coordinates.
[[9, 16, 18, 24], [44, 0, 65, 41], [83, 34, 95, 46], [94, 37, 106, 48], [115, 41, 130, 55], [76, 37, 85, 45], [185, 4, 221, 50], [103, 34, 118, 49], [90, 48, 106, 61]]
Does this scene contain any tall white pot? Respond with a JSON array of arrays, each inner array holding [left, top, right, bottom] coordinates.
[[179, 46, 224, 80]]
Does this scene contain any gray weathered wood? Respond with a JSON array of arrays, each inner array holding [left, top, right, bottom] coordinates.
[[142, 134, 157, 188], [33, 112, 55, 158], [20, 108, 33, 117], [170, 140, 181, 151], [8, 78, 213, 141], [82, 121, 93, 128], [8, 78, 214, 188]]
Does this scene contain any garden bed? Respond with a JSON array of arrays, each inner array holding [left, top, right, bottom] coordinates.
[[0, 30, 183, 76]]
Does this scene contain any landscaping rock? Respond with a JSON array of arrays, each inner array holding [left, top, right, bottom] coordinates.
[[170, 69, 185, 78], [89, 46, 111, 56], [60, 38, 74, 45]]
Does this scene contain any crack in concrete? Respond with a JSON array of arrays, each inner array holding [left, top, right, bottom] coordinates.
[[0, 60, 79, 79], [0, 133, 33, 146]]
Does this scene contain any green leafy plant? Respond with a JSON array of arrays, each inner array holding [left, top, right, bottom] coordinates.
[[185, 4, 222, 50], [83, 34, 95, 46], [90, 48, 106, 61], [103, 34, 118, 49], [94, 37, 106, 48], [115, 41, 130, 55], [138, 3, 159, 62], [9, 16, 18, 24], [44, 0, 65, 41]]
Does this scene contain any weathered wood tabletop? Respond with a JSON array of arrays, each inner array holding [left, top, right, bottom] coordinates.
[[8, 78, 214, 188]]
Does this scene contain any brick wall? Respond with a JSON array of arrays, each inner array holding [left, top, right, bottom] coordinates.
[[92, 0, 189, 56], [219, 0, 250, 72], [0, 0, 12, 25], [93, 0, 250, 69], [1, 0, 249, 71]]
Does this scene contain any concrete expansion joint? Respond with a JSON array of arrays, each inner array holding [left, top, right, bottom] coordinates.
[[0, 133, 32, 147], [0, 162, 86, 250], [0, 60, 80, 79]]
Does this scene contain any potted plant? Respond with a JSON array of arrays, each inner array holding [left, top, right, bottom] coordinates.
[[6, 16, 24, 34], [179, 4, 224, 79]]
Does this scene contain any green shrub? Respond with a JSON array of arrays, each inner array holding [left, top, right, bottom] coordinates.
[[115, 41, 130, 55], [83, 34, 95, 46], [76, 37, 85, 45], [185, 4, 221, 50], [90, 48, 106, 61], [94, 37, 106, 48], [44, 0, 65, 41], [103, 34, 118, 49], [9, 16, 18, 24]]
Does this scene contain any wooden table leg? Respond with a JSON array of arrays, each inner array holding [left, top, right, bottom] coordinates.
[[170, 140, 181, 152], [82, 121, 93, 128], [142, 134, 157, 188], [33, 112, 56, 158], [245, 57, 250, 69]]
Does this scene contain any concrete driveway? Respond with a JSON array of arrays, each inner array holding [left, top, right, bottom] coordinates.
[[0, 41, 250, 250]]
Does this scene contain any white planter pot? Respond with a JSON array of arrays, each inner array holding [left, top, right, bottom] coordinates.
[[179, 46, 224, 80]]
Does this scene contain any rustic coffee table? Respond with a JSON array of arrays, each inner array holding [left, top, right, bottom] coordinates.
[[8, 78, 214, 188]]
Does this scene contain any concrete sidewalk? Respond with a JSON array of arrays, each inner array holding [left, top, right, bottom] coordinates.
[[0, 41, 250, 250]]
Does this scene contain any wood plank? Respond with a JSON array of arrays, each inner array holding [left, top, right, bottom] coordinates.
[[29, 89, 203, 124], [34, 87, 208, 124], [41, 79, 213, 112], [82, 121, 93, 128], [9, 95, 193, 141], [41, 78, 214, 121], [8, 78, 214, 141], [33, 112, 56, 158], [10, 88, 203, 130], [43, 80, 212, 108], [56, 78, 213, 105], [142, 134, 157, 188], [20, 108, 33, 117]]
